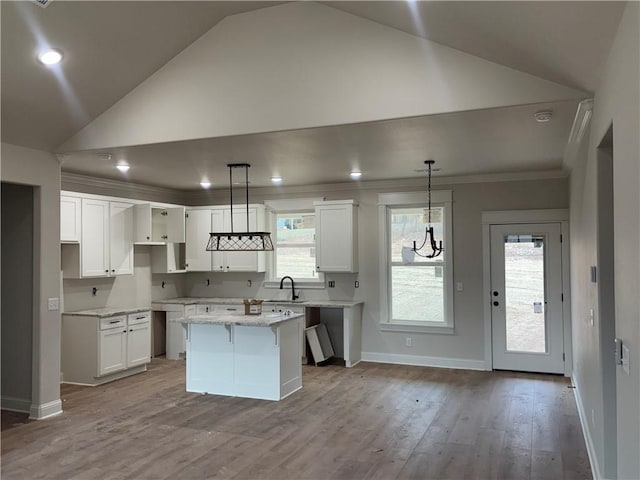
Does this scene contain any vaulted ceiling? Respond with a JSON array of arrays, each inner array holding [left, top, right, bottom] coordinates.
[[1, 1, 626, 190]]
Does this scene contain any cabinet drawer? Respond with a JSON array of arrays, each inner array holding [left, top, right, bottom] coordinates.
[[128, 311, 150, 325], [213, 304, 242, 313], [100, 315, 127, 330]]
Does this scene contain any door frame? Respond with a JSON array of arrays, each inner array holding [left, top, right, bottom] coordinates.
[[481, 209, 572, 376]]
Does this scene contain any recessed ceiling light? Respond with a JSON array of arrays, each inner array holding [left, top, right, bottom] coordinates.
[[116, 164, 130, 173], [200, 180, 212, 189], [271, 176, 282, 184], [37, 49, 63, 66], [350, 171, 362, 179]]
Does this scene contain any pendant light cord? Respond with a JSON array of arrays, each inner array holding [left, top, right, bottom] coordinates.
[[427, 161, 432, 226]]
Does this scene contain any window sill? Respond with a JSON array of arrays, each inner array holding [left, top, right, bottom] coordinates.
[[263, 280, 326, 290], [379, 322, 454, 335]]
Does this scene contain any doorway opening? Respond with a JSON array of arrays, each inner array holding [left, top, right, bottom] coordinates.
[[1, 182, 35, 429]]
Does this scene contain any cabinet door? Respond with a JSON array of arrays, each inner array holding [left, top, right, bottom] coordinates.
[[166, 207, 186, 243], [109, 202, 134, 276], [134, 204, 152, 243], [81, 198, 110, 277], [185, 209, 212, 271], [61, 196, 81, 243], [316, 203, 357, 272], [99, 328, 127, 375], [224, 207, 259, 272], [127, 322, 151, 368], [210, 209, 225, 272]]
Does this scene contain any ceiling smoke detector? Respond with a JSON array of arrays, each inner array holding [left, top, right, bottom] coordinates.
[[534, 110, 553, 123]]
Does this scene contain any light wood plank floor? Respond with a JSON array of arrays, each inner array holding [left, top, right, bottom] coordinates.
[[1, 359, 591, 479]]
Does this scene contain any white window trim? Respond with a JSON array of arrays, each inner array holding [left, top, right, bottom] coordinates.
[[378, 191, 454, 332], [263, 198, 326, 289]]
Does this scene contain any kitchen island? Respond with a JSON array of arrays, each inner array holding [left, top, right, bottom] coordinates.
[[169, 310, 304, 401]]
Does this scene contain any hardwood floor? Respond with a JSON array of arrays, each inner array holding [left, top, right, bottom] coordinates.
[[1, 359, 591, 479]]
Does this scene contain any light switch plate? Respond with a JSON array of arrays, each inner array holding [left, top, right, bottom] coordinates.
[[47, 297, 59, 311], [456, 282, 463, 292]]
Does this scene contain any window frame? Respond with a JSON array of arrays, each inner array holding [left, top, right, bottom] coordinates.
[[378, 191, 454, 334], [263, 198, 325, 290]]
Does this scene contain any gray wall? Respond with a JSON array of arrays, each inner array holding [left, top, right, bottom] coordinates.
[[186, 176, 569, 364], [1, 183, 34, 409], [569, 3, 640, 478], [63, 246, 185, 312], [1, 142, 62, 418]]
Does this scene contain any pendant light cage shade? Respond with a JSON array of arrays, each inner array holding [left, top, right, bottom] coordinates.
[[206, 232, 274, 251], [206, 163, 274, 252]]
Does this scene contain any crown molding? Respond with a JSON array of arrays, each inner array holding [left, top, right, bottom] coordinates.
[[61, 172, 187, 204]]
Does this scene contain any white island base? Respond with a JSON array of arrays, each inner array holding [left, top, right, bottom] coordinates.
[[185, 314, 303, 401]]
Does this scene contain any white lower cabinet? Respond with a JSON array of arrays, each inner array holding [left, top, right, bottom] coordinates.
[[62, 311, 151, 385], [99, 324, 127, 376]]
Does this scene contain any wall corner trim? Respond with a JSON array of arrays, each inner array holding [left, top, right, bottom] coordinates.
[[29, 399, 63, 420]]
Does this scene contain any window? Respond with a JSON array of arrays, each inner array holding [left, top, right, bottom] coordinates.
[[378, 191, 453, 332], [274, 212, 318, 280], [264, 198, 325, 288]]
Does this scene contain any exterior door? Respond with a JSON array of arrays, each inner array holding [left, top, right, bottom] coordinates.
[[490, 223, 564, 374]]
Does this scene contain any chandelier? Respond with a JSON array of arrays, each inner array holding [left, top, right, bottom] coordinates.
[[412, 160, 443, 259], [206, 163, 274, 252]]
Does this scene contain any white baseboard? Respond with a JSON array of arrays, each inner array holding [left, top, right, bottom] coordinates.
[[572, 376, 601, 480], [1, 395, 31, 413], [361, 352, 485, 371], [29, 399, 63, 420]]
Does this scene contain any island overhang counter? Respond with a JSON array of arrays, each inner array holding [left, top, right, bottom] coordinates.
[[169, 311, 304, 401]]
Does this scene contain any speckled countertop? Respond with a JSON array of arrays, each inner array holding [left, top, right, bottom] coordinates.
[[152, 297, 363, 308], [63, 306, 149, 318], [168, 311, 304, 327]]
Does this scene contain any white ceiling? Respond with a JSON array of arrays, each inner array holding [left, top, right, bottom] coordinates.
[[1, 1, 626, 190]]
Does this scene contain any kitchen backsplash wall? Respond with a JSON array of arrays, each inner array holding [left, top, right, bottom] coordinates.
[[62, 246, 185, 312], [183, 271, 358, 302]]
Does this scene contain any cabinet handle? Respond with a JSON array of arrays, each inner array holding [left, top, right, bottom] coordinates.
[[109, 320, 120, 324], [161, 235, 168, 240], [129, 329, 133, 332], [123, 330, 127, 333], [493, 301, 499, 306], [316, 266, 320, 270], [105, 269, 109, 273], [135, 316, 145, 320], [146, 236, 150, 240], [111, 269, 115, 273]]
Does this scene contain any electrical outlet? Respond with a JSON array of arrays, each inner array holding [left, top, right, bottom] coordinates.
[[456, 282, 463, 292], [328, 280, 335, 288], [405, 337, 412, 347], [355, 281, 359, 288], [47, 297, 59, 311], [247, 280, 252, 287]]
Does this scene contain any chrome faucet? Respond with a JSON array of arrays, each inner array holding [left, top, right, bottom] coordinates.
[[279, 276, 298, 301]]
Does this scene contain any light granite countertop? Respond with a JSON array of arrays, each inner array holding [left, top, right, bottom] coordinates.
[[63, 306, 149, 318], [168, 311, 304, 327], [152, 297, 363, 308]]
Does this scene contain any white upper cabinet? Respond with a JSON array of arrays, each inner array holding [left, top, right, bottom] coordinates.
[[185, 205, 267, 272], [63, 198, 133, 278], [185, 209, 213, 271], [134, 204, 185, 244], [60, 196, 81, 243], [109, 201, 134, 276], [315, 200, 358, 273], [81, 198, 110, 277]]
